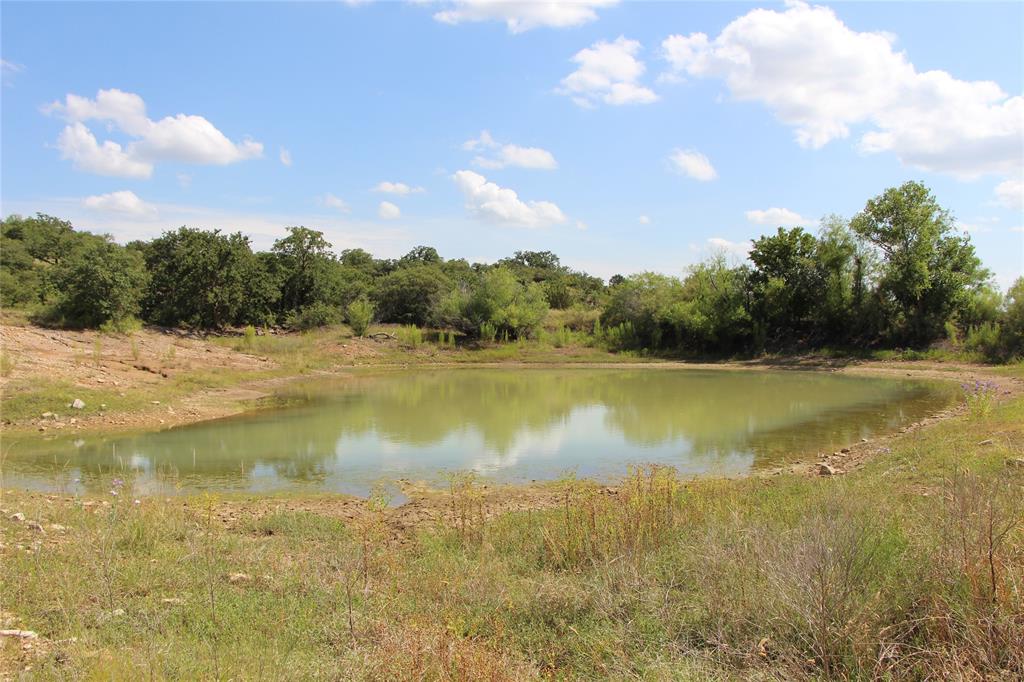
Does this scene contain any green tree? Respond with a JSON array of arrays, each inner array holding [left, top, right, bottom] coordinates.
[[51, 235, 149, 328], [398, 245, 442, 267], [374, 265, 452, 326], [677, 258, 751, 352], [438, 266, 548, 339], [143, 227, 277, 328], [0, 214, 81, 305], [851, 181, 987, 344], [270, 227, 341, 317], [601, 272, 686, 349], [748, 227, 821, 343], [998, 278, 1024, 358]]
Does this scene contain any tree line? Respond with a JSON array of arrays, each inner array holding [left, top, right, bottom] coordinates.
[[1, 181, 1021, 359]]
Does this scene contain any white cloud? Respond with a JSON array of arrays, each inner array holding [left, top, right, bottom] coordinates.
[[83, 190, 157, 217], [995, 178, 1023, 210], [558, 36, 658, 108], [372, 181, 425, 195], [433, 0, 618, 33], [56, 122, 153, 178], [320, 193, 350, 213], [638, 215, 651, 224], [1009, 226, 1024, 233], [463, 130, 558, 170], [452, 170, 566, 228], [661, 2, 1023, 179], [668, 148, 717, 181], [575, 220, 587, 230], [46, 88, 263, 178], [745, 207, 810, 226], [707, 237, 752, 260], [279, 147, 292, 167], [177, 173, 192, 189], [378, 201, 401, 220], [2, 59, 24, 86]]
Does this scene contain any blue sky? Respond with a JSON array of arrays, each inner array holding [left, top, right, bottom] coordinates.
[[2, 1, 1022, 287]]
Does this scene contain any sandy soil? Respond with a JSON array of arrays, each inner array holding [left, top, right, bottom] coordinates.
[[0, 324, 382, 433]]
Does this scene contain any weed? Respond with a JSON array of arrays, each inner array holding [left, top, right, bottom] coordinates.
[[397, 325, 423, 348], [0, 351, 15, 377], [243, 324, 256, 350], [963, 380, 997, 419]]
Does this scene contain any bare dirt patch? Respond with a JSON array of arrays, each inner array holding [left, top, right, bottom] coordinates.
[[0, 324, 272, 390]]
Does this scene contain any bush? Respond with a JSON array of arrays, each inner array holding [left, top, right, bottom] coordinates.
[[396, 325, 423, 348], [51, 236, 149, 328], [346, 297, 374, 337], [285, 301, 342, 331], [99, 316, 143, 335]]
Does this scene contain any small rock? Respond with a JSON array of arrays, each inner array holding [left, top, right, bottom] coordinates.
[[0, 630, 38, 639], [840, 448, 850, 454], [71, 399, 85, 410], [9, 512, 25, 522], [227, 572, 252, 584], [150, 400, 161, 405], [1006, 458, 1024, 468], [860, 438, 868, 443], [41, 412, 55, 420], [818, 463, 838, 476], [160, 597, 185, 605], [28, 522, 45, 533], [49, 524, 68, 532], [977, 439, 994, 446]]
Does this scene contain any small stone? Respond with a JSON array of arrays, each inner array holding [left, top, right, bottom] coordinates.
[[977, 439, 994, 446], [41, 412, 55, 420], [840, 448, 850, 454], [0, 630, 38, 639], [28, 522, 45, 533], [860, 438, 868, 443], [9, 512, 25, 522], [71, 399, 85, 410], [49, 524, 68, 532], [1006, 458, 1024, 468], [150, 400, 161, 405], [227, 572, 252, 584], [160, 597, 185, 605], [818, 463, 838, 476]]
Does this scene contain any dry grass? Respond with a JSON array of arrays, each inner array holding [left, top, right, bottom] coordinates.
[[2, 382, 1022, 679]]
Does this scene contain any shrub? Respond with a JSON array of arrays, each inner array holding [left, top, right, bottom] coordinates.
[[396, 325, 423, 348], [285, 301, 342, 331], [346, 297, 374, 337]]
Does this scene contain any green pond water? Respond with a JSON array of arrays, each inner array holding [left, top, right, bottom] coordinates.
[[2, 368, 957, 497]]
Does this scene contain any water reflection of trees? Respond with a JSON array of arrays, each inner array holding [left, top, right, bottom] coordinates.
[[6, 370, 953, 492]]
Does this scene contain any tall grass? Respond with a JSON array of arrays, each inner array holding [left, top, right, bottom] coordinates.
[[396, 325, 424, 348], [2, 392, 1021, 679]]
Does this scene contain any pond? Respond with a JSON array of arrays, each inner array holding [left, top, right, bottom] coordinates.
[[2, 368, 957, 497]]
